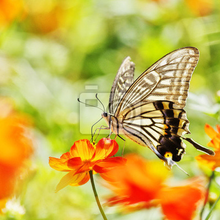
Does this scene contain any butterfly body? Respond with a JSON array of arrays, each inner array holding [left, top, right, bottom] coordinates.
[[102, 47, 214, 168]]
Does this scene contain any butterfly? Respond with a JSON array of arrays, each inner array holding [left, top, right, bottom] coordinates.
[[102, 47, 214, 169]]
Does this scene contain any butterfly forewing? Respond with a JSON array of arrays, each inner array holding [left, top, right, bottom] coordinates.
[[115, 47, 199, 116], [109, 56, 135, 114]]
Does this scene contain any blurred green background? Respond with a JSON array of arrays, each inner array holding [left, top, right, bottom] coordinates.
[[1, 0, 220, 219]]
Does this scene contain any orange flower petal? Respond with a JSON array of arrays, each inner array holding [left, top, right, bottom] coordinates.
[[60, 152, 71, 160], [67, 157, 83, 169], [207, 137, 220, 150], [93, 157, 127, 173], [0, 0, 25, 27], [70, 139, 95, 160], [196, 149, 220, 170], [94, 138, 119, 160], [107, 139, 119, 157], [0, 166, 17, 199], [217, 125, 220, 134], [0, 99, 33, 202], [207, 139, 216, 149], [159, 178, 204, 220], [69, 172, 90, 186], [49, 156, 72, 171], [205, 124, 217, 139], [185, 0, 213, 17], [0, 115, 33, 167], [55, 171, 88, 192], [104, 154, 170, 205]]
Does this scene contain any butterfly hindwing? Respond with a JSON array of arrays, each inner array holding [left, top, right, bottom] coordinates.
[[122, 101, 189, 161]]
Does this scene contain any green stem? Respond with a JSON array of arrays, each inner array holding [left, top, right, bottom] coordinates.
[[89, 170, 108, 220], [200, 171, 215, 220], [204, 195, 220, 220]]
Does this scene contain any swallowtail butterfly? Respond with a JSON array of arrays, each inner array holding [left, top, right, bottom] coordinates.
[[102, 47, 214, 168]]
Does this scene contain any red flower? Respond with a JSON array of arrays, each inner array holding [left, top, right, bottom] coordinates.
[[103, 154, 204, 220], [49, 138, 126, 192], [196, 124, 220, 170]]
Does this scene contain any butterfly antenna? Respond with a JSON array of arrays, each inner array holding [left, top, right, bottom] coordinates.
[[77, 98, 103, 112], [95, 93, 106, 112]]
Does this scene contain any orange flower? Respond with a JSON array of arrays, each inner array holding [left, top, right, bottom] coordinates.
[[0, 0, 25, 27], [185, 0, 213, 17], [103, 154, 204, 220], [28, 4, 65, 34], [159, 178, 204, 220], [196, 124, 220, 170], [49, 138, 126, 192], [101, 154, 169, 206], [0, 99, 33, 208]]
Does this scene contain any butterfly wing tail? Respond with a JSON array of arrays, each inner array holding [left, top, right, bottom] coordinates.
[[184, 137, 215, 155]]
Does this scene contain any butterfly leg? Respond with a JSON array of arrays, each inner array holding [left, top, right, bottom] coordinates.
[[91, 125, 109, 142]]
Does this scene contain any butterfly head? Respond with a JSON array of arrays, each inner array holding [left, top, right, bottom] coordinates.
[[102, 112, 110, 127], [102, 112, 108, 118]]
